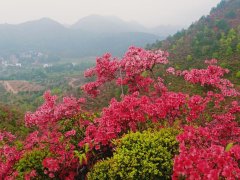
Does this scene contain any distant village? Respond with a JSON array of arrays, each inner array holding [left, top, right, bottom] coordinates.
[[0, 51, 53, 68]]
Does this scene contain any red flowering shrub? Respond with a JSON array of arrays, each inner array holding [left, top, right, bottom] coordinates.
[[81, 47, 240, 179], [0, 131, 20, 179], [82, 46, 169, 96], [0, 47, 239, 179], [173, 110, 240, 179], [0, 90, 92, 179]]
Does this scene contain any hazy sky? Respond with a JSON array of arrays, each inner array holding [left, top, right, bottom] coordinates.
[[0, 0, 221, 27]]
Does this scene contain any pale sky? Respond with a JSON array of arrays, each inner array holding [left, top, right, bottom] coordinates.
[[0, 0, 221, 27]]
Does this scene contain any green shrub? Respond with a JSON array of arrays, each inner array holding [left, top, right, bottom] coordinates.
[[236, 71, 240, 78], [88, 128, 179, 180], [88, 159, 114, 180], [15, 149, 51, 179]]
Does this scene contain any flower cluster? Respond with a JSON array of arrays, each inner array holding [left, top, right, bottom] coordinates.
[[43, 158, 60, 177], [173, 111, 240, 179], [25, 91, 85, 128], [82, 47, 169, 95], [81, 91, 213, 148], [0, 131, 21, 179], [173, 145, 240, 179], [182, 62, 239, 96], [82, 53, 119, 96]]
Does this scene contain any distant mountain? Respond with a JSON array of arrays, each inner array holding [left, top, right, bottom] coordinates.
[[0, 18, 69, 56], [150, 25, 183, 37], [149, 0, 240, 85], [71, 14, 148, 34], [71, 14, 180, 36], [0, 16, 161, 58], [18, 18, 66, 31]]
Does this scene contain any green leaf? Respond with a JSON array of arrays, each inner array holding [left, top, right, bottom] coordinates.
[[225, 142, 234, 152], [84, 143, 89, 153], [141, 71, 149, 77]]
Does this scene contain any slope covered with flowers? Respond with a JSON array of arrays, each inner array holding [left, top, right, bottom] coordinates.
[[0, 47, 239, 179]]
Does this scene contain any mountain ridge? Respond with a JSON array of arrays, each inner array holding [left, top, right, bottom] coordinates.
[[71, 14, 148, 34], [0, 15, 163, 58], [0, 15, 181, 36]]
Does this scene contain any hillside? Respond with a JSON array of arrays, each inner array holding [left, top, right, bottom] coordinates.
[[149, 0, 240, 85]]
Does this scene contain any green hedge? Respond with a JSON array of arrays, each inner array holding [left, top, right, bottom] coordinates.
[[88, 128, 179, 180]]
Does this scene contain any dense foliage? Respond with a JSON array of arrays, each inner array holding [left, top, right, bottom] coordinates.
[[0, 46, 239, 179], [88, 128, 179, 180], [148, 0, 240, 85], [0, 103, 28, 137]]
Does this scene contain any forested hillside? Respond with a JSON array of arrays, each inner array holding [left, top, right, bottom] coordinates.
[[149, 0, 240, 85]]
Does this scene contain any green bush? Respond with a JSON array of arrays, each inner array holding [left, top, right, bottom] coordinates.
[[88, 128, 179, 180], [88, 159, 114, 180], [15, 149, 51, 179], [236, 71, 240, 78]]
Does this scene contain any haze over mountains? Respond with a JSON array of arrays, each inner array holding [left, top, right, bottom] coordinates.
[[0, 15, 180, 58], [71, 14, 181, 36]]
